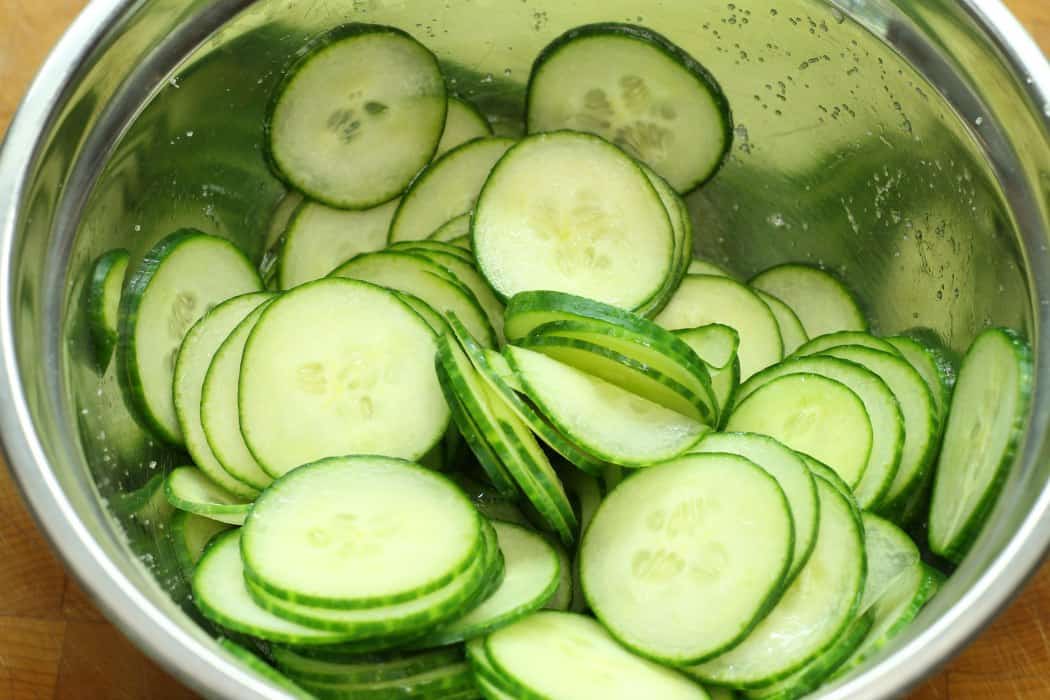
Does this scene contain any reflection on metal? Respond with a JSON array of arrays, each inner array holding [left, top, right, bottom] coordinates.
[[0, 0, 1047, 699]]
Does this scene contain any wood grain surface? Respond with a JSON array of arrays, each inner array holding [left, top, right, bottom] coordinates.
[[0, 1, 1048, 698]]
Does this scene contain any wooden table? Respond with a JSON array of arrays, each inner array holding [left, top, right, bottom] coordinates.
[[0, 1, 1048, 697]]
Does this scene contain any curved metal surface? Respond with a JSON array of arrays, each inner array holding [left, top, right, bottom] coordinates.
[[0, 0, 1047, 699]]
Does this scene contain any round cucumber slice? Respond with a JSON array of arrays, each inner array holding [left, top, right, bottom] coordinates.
[[581, 453, 793, 664], [86, 248, 129, 371], [242, 456, 482, 608], [474, 131, 675, 312], [794, 331, 898, 358], [755, 290, 808, 356], [164, 466, 251, 525], [750, 264, 867, 339], [272, 646, 463, 685], [266, 24, 446, 209], [437, 96, 493, 155]]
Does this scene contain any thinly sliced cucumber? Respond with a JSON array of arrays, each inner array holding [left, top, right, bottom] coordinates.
[[298, 662, 475, 699], [171, 510, 231, 574], [387, 239, 474, 265], [854, 513, 920, 617], [486, 611, 709, 700], [686, 475, 865, 688], [800, 455, 855, 506], [656, 275, 783, 380], [331, 250, 496, 347], [273, 647, 463, 685], [447, 314, 608, 477], [240, 279, 449, 476], [437, 96, 493, 155], [754, 290, 808, 356], [164, 467, 251, 525], [200, 301, 278, 489], [745, 610, 875, 700], [473, 131, 675, 311], [518, 334, 714, 424], [175, 292, 274, 496], [266, 24, 446, 209], [727, 373, 873, 495], [193, 531, 353, 645], [692, 432, 819, 586], [247, 519, 500, 636], [793, 331, 898, 358], [929, 328, 1032, 562], [427, 214, 471, 243], [219, 639, 315, 700], [390, 290, 448, 335], [450, 235, 471, 250], [674, 324, 741, 423], [243, 456, 482, 608], [637, 163, 691, 316], [819, 346, 938, 516], [437, 333, 578, 543], [505, 345, 708, 466], [396, 248, 504, 340], [886, 335, 954, 421], [735, 356, 903, 509], [416, 521, 561, 646], [117, 229, 262, 444], [526, 22, 731, 192], [836, 562, 940, 676], [388, 137, 514, 243], [582, 453, 793, 664], [277, 199, 396, 289], [750, 264, 867, 338], [86, 248, 129, 370], [545, 540, 573, 611], [688, 259, 733, 277]]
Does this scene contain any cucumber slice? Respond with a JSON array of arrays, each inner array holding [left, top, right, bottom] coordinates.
[[239, 279, 450, 477], [854, 513, 920, 617], [331, 250, 496, 347], [505, 345, 708, 467], [437, 333, 578, 543], [754, 291, 808, 356], [581, 453, 793, 664], [266, 24, 446, 209], [745, 609, 875, 700], [447, 314, 608, 478], [416, 521, 561, 646], [175, 292, 274, 496], [218, 639, 315, 700], [117, 229, 262, 444], [886, 335, 954, 421], [929, 328, 1032, 562], [171, 510, 231, 575], [517, 334, 714, 424], [749, 264, 867, 338], [272, 647, 463, 685], [685, 476, 865, 688], [193, 531, 354, 645], [277, 198, 396, 289], [734, 356, 903, 509], [164, 466, 251, 525], [637, 163, 691, 316], [473, 131, 675, 311], [485, 612, 709, 700], [674, 324, 742, 423], [800, 455, 855, 506], [388, 137, 514, 243], [656, 275, 783, 380], [246, 519, 500, 637], [200, 301, 278, 489], [86, 248, 129, 370], [387, 291, 446, 335], [266, 191, 305, 250], [243, 456, 482, 608], [691, 432, 819, 586], [835, 562, 940, 676], [819, 346, 938, 517], [526, 22, 731, 192], [688, 259, 733, 277], [545, 540, 573, 611], [450, 235, 471, 250], [427, 213, 471, 243], [395, 249, 504, 340], [437, 96, 493, 155], [298, 662, 476, 699], [727, 373, 873, 501], [387, 239, 474, 265], [793, 331, 898, 358]]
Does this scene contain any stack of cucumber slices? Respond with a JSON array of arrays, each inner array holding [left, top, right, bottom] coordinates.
[[83, 18, 1033, 700]]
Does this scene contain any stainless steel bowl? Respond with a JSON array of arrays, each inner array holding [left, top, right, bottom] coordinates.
[[0, 0, 1047, 697]]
